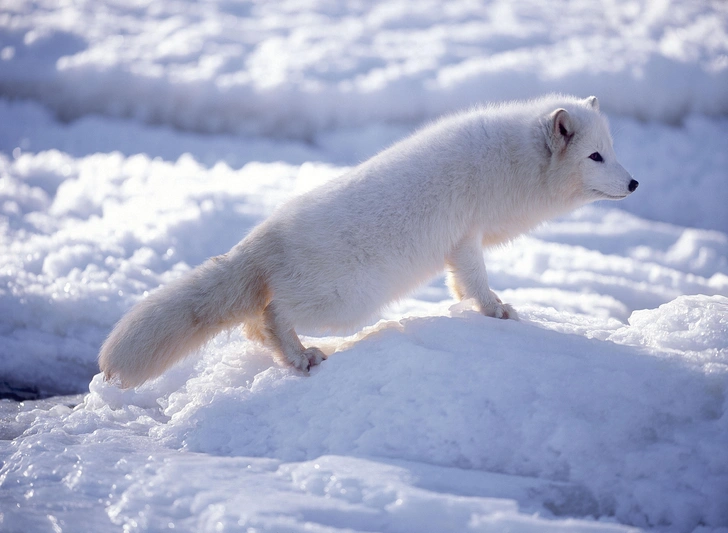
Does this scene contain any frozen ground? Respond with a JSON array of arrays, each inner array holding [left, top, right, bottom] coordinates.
[[1, 1, 727, 532]]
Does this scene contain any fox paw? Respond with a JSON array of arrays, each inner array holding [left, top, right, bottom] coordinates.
[[292, 347, 327, 372], [482, 301, 518, 320]]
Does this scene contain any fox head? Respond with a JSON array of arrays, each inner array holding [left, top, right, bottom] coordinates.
[[544, 96, 638, 203]]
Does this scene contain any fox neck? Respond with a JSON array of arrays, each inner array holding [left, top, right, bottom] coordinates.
[[479, 166, 587, 246]]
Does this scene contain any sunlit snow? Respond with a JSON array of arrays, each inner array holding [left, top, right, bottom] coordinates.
[[1, 1, 727, 532]]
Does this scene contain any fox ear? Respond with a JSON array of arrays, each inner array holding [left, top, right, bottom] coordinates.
[[585, 96, 599, 110], [546, 108, 574, 154]]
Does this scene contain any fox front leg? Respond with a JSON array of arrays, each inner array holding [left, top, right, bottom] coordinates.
[[446, 236, 518, 320]]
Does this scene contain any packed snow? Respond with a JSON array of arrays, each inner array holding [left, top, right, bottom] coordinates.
[[1, 1, 727, 532]]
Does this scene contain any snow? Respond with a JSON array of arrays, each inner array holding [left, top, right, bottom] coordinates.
[[2, 0, 728, 133], [1, 0, 727, 532]]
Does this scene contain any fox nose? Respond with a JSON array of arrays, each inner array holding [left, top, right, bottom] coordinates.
[[628, 179, 639, 192]]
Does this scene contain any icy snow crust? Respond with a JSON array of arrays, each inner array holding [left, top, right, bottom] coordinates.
[[1, 0, 728, 532]]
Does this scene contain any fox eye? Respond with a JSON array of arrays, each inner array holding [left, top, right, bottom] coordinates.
[[589, 152, 604, 162]]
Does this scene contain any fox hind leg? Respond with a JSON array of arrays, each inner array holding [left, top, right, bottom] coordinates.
[[263, 301, 326, 371]]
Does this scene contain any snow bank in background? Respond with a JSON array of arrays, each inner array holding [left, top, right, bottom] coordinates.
[[1, 0, 727, 137], [1, 295, 726, 531], [611, 115, 728, 232], [0, 98, 328, 169], [2, 0, 727, 232]]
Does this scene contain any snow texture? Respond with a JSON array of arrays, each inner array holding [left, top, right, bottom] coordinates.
[[1, 1, 727, 532]]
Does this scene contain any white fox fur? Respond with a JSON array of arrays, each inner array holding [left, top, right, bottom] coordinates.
[[99, 94, 637, 387]]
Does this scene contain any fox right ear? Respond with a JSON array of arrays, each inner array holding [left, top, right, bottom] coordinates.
[[546, 108, 574, 155], [585, 96, 599, 110]]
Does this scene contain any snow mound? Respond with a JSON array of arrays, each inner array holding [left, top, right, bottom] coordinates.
[[609, 294, 728, 363], [1, 296, 726, 531]]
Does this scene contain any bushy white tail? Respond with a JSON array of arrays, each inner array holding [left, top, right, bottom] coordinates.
[[98, 247, 268, 387]]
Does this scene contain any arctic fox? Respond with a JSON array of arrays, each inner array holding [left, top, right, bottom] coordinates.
[[99, 94, 637, 387]]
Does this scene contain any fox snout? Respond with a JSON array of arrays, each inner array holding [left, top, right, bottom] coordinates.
[[628, 179, 639, 192]]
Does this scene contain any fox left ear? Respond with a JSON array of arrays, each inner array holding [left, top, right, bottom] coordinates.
[[585, 96, 599, 111], [546, 108, 574, 155]]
